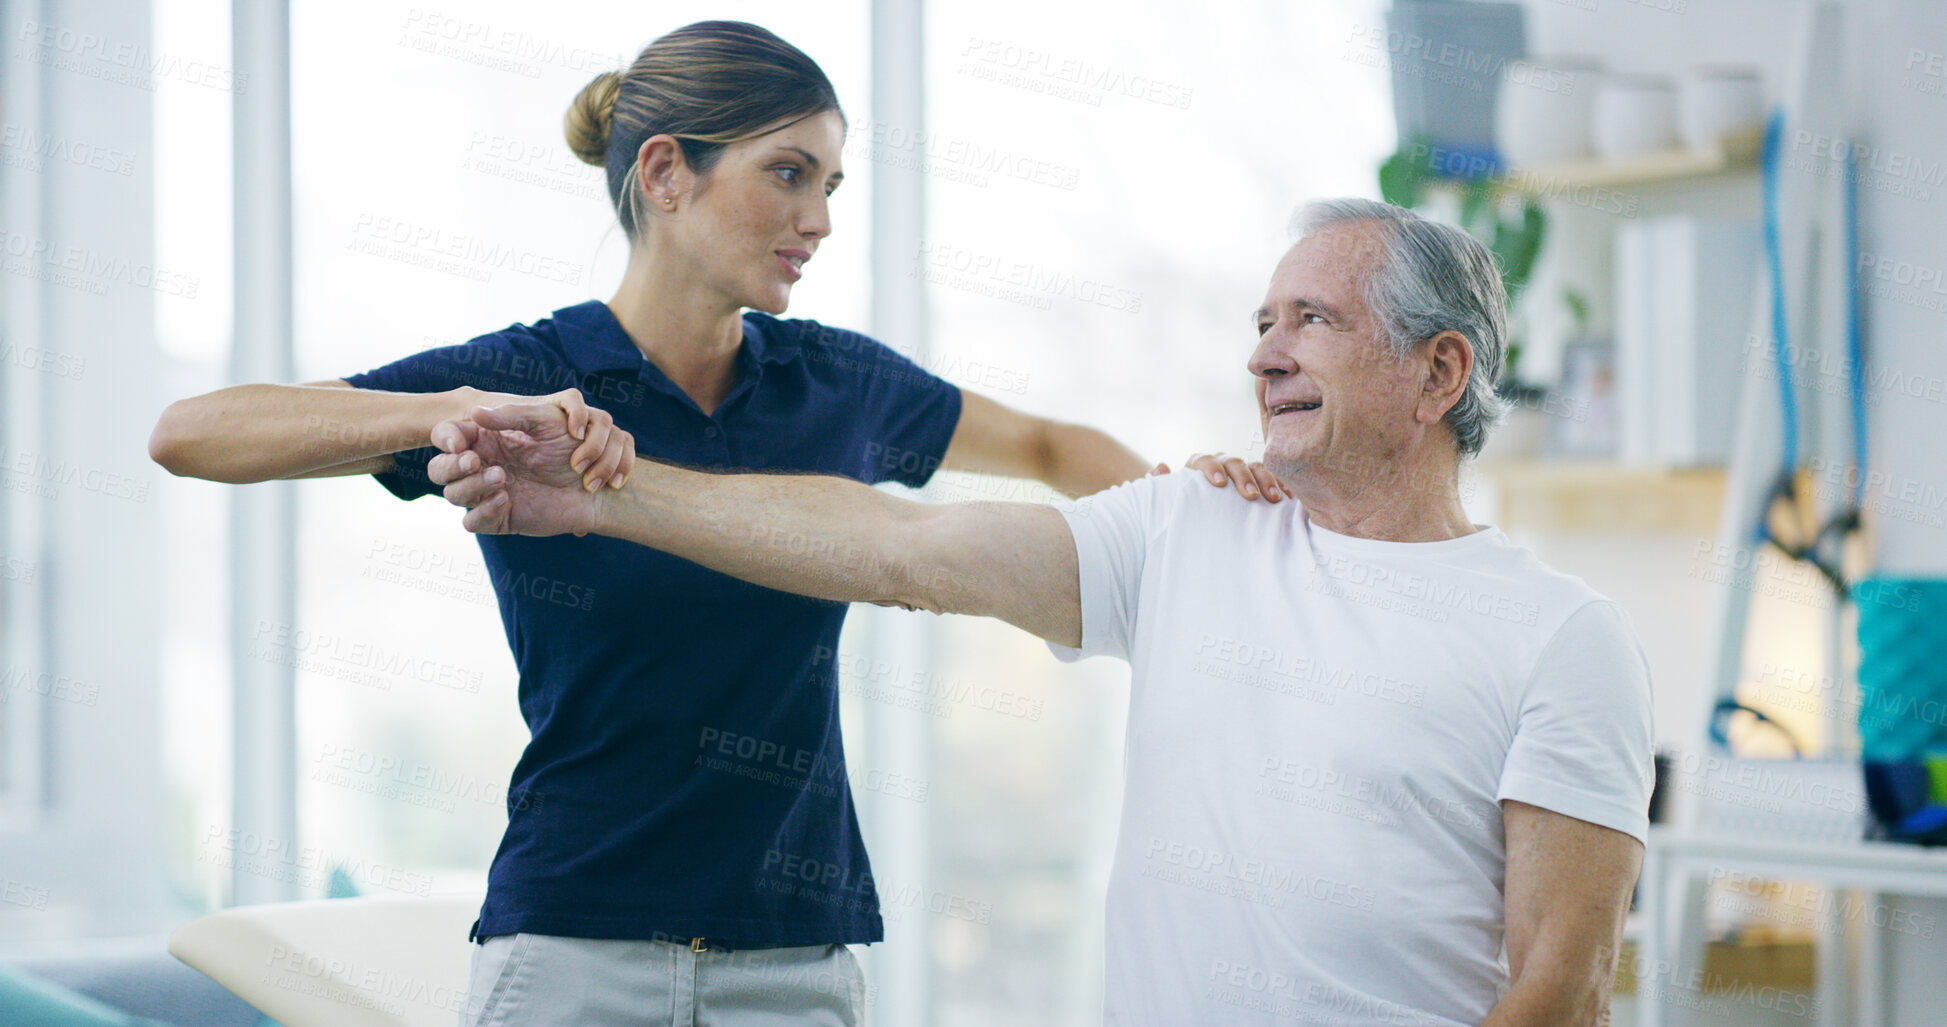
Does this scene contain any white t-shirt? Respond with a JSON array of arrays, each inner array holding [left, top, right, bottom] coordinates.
[[1049, 472, 1655, 1027]]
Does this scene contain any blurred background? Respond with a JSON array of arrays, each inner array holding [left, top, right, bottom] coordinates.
[[2, 1, 1946, 1025]]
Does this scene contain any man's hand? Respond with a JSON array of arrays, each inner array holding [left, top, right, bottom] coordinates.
[[454, 387, 632, 494], [427, 401, 634, 537]]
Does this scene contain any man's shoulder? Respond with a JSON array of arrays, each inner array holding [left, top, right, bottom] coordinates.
[[1473, 540, 1629, 642], [1160, 468, 1280, 519], [1488, 537, 1610, 600], [1076, 471, 1323, 542], [1066, 470, 1205, 521]]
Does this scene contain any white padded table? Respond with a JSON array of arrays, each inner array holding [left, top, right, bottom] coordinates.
[[168, 892, 483, 1027]]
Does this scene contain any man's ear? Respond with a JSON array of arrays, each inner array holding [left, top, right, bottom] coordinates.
[[1417, 330, 1474, 425]]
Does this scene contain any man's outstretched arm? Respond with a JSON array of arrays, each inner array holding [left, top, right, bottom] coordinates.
[[427, 407, 1084, 646]]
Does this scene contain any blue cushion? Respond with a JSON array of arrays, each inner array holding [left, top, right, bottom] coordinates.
[[4, 949, 273, 1027], [0, 965, 173, 1027]]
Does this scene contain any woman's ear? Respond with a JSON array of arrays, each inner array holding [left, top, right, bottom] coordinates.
[[635, 134, 690, 210]]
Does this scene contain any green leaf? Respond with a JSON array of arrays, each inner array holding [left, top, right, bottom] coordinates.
[[1378, 135, 1432, 209], [1564, 288, 1590, 333]]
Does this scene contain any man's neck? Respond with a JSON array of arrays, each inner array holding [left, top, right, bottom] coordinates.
[[1284, 452, 1477, 543], [1299, 492, 1478, 543]]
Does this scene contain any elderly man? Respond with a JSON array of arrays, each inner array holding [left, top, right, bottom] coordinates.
[[428, 198, 1654, 1027]]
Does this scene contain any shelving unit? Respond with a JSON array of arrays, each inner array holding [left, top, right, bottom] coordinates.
[[1451, 135, 1764, 534], [1470, 459, 1726, 534]]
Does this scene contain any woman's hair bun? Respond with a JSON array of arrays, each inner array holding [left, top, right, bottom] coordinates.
[[564, 70, 622, 167]]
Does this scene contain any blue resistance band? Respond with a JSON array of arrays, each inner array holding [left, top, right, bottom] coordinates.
[[1757, 107, 1870, 547], [1842, 127, 1868, 507], [1760, 109, 1800, 495]]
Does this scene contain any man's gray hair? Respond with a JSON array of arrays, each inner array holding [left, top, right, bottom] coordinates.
[[1289, 198, 1508, 459]]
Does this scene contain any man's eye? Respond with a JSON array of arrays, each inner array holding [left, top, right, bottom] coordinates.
[[1303, 313, 1326, 325], [1255, 322, 1272, 336]]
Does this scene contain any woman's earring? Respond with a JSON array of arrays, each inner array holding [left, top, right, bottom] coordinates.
[[663, 196, 675, 207]]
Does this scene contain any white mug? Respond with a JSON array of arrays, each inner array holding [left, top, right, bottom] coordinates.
[[1680, 65, 1763, 151], [1592, 74, 1678, 160], [1496, 55, 1605, 167]]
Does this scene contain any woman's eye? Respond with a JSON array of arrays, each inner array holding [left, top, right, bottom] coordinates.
[[774, 166, 800, 183]]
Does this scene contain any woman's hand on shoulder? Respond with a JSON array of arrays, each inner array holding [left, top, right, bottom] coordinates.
[[1165, 452, 1287, 503]]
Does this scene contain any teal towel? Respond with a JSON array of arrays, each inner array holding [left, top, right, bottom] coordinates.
[[1854, 576, 1947, 761]]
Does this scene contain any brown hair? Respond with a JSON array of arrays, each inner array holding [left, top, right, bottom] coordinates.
[[564, 21, 844, 239]]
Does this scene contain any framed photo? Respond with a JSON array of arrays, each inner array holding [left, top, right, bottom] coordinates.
[[1546, 339, 1619, 458]]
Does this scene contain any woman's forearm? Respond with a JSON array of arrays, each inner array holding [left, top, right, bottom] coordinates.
[[150, 382, 474, 483], [941, 393, 1147, 500], [1037, 420, 1148, 498]]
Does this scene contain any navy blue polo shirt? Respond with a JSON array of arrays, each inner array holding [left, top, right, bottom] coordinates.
[[341, 300, 962, 945]]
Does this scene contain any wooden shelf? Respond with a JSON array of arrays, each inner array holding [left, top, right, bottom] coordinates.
[[1433, 127, 1763, 195], [1470, 459, 1726, 534], [1510, 126, 1763, 193], [1614, 936, 1815, 997]]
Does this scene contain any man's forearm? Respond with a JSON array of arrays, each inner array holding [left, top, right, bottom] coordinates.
[[591, 461, 960, 611]]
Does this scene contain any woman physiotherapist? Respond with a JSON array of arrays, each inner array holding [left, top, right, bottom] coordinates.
[[149, 20, 1278, 1026]]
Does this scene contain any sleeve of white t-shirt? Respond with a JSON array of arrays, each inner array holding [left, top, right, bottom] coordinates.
[[1496, 599, 1657, 844], [1043, 473, 1190, 664]]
